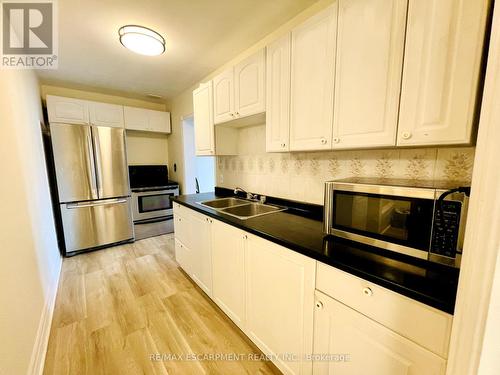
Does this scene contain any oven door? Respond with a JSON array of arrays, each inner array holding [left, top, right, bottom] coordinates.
[[132, 189, 178, 221]]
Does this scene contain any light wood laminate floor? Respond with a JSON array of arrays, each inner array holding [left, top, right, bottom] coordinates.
[[43, 234, 280, 375]]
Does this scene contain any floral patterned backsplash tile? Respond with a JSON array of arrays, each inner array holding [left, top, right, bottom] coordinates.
[[216, 125, 475, 205]]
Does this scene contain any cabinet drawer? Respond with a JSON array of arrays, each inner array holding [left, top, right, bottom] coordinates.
[[316, 262, 452, 358], [173, 202, 189, 217]]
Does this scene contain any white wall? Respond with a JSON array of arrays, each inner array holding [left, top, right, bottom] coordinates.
[[182, 117, 215, 194], [126, 130, 169, 166], [0, 71, 61, 375]]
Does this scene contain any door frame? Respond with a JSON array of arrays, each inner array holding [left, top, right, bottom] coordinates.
[[446, 1, 500, 373]]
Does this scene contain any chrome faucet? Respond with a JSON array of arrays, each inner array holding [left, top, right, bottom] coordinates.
[[234, 187, 259, 201]]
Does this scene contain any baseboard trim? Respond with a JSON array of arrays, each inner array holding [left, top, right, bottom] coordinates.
[[28, 255, 63, 375]]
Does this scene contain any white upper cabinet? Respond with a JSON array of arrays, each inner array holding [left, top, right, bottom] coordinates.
[[213, 49, 266, 124], [193, 81, 215, 156], [290, 3, 338, 151], [147, 110, 171, 133], [47, 95, 171, 131], [213, 68, 235, 124], [332, 0, 407, 149], [123, 106, 148, 130], [397, 0, 489, 146], [313, 291, 447, 375], [124, 106, 171, 133], [89, 101, 124, 128], [47, 95, 90, 125], [234, 49, 266, 118], [266, 33, 291, 152]]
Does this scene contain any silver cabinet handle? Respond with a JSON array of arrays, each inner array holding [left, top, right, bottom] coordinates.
[[333, 137, 340, 144], [321, 138, 327, 145], [85, 129, 98, 198], [243, 234, 248, 240], [363, 287, 373, 297], [91, 126, 103, 197], [315, 301, 323, 309], [230, 112, 235, 117]]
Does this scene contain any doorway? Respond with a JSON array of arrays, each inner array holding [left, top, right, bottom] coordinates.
[[182, 115, 215, 194]]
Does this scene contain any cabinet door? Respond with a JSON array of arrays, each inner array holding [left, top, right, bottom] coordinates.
[[173, 212, 190, 248], [148, 110, 171, 133], [332, 0, 407, 149], [266, 34, 291, 152], [189, 212, 212, 297], [313, 291, 447, 375], [89, 102, 124, 128], [213, 68, 235, 124], [397, 0, 489, 146], [193, 81, 215, 155], [234, 49, 266, 118], [124, 106, 149, 131], [46, 95, 89, 124], [211, 220, 246, 329], [290, 4, 337, 151], [174, 239, 193, 276], [245, 234, 316, 375]]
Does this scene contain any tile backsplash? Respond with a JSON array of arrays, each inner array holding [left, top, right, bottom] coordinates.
[[216, 125, 475, 205]]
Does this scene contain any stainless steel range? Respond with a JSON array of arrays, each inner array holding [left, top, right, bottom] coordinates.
[[129, 165, 179, 240]]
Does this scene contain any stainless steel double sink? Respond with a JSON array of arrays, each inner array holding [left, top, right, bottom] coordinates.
[[197, 197, 286, 220]]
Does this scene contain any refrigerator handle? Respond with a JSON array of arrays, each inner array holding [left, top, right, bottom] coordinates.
[[86, 129, 98, 199], [66, 198, 128, 209], [91, 126, 104, 197]]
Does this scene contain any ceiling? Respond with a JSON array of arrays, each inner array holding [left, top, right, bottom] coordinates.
[[37, 0, 318, 101]]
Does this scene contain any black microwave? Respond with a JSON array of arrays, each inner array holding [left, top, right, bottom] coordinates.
[[323, 178, 470, 268]]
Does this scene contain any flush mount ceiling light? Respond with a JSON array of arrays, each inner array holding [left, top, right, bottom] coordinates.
[[119, 25, 165, 56]]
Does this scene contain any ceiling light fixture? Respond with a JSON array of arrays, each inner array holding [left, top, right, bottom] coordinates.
[[118, 25, 165, 56]]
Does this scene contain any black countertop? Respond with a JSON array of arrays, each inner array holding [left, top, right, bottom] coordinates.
[[172, 191, 459, 314]]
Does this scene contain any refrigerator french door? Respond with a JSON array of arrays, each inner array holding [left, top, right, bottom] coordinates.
[[50, 123, 134, 254]]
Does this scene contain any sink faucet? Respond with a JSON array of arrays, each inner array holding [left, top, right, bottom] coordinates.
[[234, 187, 259, 201]]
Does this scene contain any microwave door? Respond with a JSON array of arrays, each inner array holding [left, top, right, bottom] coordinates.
[[91, 126, 130, 199], [50, 123, 98, 203]]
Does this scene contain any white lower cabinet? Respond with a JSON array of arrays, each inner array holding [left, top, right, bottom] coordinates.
[[174, 207, 315, 374], [211, 219, 246, 328], [174, 239, 193, 277], [189, 211, 213, 297], [174, 206, 450, 375], [173, 205, 212, 296], [245, 234, 316, 375], [313, 290, 447, 375]]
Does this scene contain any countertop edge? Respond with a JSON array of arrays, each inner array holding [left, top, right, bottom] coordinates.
[[172, 196, 457, 314]]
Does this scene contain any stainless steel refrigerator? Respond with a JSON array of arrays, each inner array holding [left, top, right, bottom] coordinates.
[[50, 123, 134, 255]]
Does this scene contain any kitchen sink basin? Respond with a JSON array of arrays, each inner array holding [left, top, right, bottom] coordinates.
[[219, 203, 286, 219], [197, 197, 286, 219], [198, 197, 249, 209]]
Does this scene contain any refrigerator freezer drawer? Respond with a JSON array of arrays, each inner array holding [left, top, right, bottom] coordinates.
[[60, 198, 134, 253]]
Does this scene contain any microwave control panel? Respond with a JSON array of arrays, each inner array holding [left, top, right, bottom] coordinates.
[[431, 200, 462, 258]]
